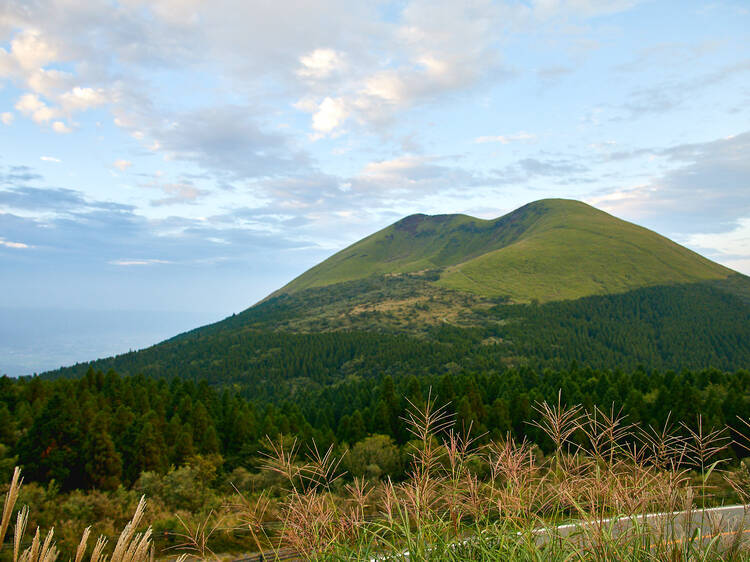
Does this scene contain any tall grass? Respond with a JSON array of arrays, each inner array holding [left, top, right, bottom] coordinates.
[[235, 394, 750, 561]]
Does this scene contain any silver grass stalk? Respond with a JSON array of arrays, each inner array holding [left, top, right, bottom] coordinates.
[[73, 526, 91, 562], [14, 505, 29, 562], [1, 466, 23, 549]]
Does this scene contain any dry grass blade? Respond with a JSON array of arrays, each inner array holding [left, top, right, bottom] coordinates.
[[73, 526, 91, 562], [89, 536, 108, 562], [639, 413, 688, 470], [230, 485, 273, 555], [168, 511, 223, 561], [260, 435, 302, 489], [401, 389, 454, 444], [1, 466, 22, 550], [21, 527, 40, 562], [14, 505, 29, 562], [38, 528, 57, 562], [681, 414, 730, 510], [302, 441, 346, 492], [584, 404, 634, 463], [111, 495, 149, 562], [530, 390, 583, 455]]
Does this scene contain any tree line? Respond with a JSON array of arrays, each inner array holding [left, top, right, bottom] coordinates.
[[2, 363, 749, 491]]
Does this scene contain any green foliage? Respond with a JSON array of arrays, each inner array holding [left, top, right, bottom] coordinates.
[[344, 434, 402, 479], [43, 281, 750, 396], [5, 362, 750, 495]]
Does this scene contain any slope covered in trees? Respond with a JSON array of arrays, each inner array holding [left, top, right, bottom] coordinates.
[[43, 282, 750, 395]]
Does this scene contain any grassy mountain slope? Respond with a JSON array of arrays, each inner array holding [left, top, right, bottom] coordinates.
[[39, 198, 750, 385], [277, 199, 733, 303]]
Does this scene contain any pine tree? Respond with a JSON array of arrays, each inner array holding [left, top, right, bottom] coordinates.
[[83, 412, 122, 490], [135, 419, 168, 474]]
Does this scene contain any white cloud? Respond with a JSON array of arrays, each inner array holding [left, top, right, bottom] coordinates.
[[15, 93, 59, 124], [26, 68, 73, 96], [113, 159, 133, 171], [687, 218, 750, 275], [475, 132, 536, 144], [0, 112, 13, 125], [311, 97, 349, 136], [688, 218, 750, 257], [0, 238, 29, 249], [151, 182, 204, 205], [362, 156, 428, 178], [588, 132, 750, 230], [361, 72, 405, 104], [59, 86, 108, 113], [40, 156, 61, 163], [297, 48, 344, 80], [52, 120, 72, 133], [10, 30, 57, 70]]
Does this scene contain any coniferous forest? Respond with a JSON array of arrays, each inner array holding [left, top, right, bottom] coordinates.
[[3, 362, 750, 491]]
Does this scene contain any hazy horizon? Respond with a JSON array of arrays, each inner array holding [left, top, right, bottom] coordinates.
[[0, 306, 224, 376]]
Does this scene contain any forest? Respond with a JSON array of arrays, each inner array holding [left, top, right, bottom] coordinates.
[[2, 364, 749, 491], [41, 282, 750, 402]]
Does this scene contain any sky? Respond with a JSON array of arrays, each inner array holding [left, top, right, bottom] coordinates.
[[1, 0, 749, 372]]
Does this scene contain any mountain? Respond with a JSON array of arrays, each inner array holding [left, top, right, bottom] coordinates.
[[275, 199, 733, 303], [41, 199, 750, 390]]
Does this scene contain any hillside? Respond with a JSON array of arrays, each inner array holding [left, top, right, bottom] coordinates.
[[276, 199, 733, 303], [41, 198, 750, 388]]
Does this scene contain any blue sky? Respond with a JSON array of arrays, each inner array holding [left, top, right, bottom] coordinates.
[[1, 0, 749, 326]]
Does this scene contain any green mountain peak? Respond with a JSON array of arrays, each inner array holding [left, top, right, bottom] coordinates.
[[276, 198, 733, 303]]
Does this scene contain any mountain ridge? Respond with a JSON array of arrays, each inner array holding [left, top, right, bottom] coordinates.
[[274, 198, 734, 303], [37, 198, 750, 383]]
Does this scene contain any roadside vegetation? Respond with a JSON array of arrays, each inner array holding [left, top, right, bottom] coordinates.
[[3, 393, 750, 560]]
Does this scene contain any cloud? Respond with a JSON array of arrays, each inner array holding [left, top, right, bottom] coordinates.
[[688, 218, 750, 257], [109, 258, 172, 266], [475, 132, 536, 144], [40, 156, 61, 163], [149, 181, 206, 206], [15, 93, 59, 124], [620, 59, 750, 118], [588, 131, 750, 234], [59, 86, 108, 112], [517, 157, 586, 176], [353, 155, 489, 196], [0, 237, 29, 249], [51, 120, 72, 133], [0, 165, 43, 184], [291, 0, 519, 135], [296, 48, 345, 80], [530, 0, 642, 19], [0, 112, 13, 125], [9, 30, 57, 70], [310, 97, 349, 136], [0, 185, 131, 213], [113, 159, 132, 171], [142, 105, 309, 180]]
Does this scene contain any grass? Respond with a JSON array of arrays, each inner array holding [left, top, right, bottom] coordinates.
[[438, 200, 732, 302], [234, 393, 750, 561], [272, 199, 736, 304]]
